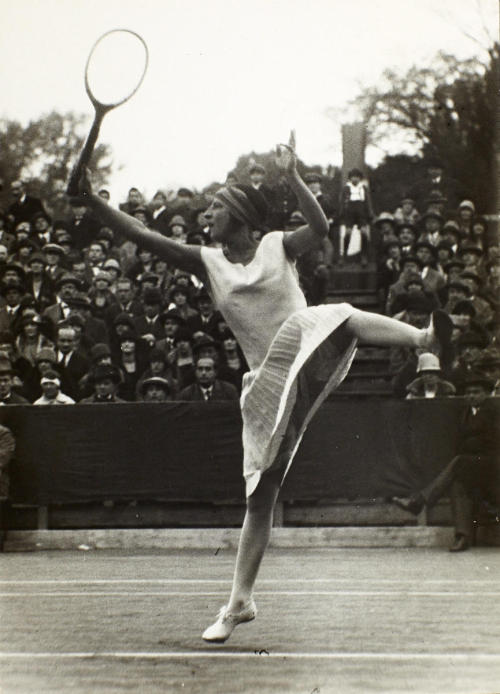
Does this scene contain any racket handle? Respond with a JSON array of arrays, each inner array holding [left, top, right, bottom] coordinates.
[[67, 110, 105, 196]]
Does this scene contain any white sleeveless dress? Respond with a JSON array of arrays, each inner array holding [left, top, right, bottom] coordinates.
[[201, 232, 358, 496]]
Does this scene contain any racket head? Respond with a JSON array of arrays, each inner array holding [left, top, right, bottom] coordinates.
[[84, 28, 149, 110]]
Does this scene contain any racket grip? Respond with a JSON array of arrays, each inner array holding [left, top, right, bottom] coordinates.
[[67, 111, 104, 197]]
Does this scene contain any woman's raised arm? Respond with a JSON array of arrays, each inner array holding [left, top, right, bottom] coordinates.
[[77, 170, 205, 277], [278, 132, 329, 260]]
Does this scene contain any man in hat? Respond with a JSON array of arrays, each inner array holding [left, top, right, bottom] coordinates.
[[395, 222, 417, 257], [417, 211, 444, 246], [458, 242, 484, 274], [79, 364, 125, 404], [42, 273, 79, 327], [133, 287, 164, 345], [106, 277, 143, 326], [385, 255, 424, 316], [119, 187, 144, 216], [394, 196, 420, 227], [7, 180, 46, 228], [248, 164, 274, 211], [43, 243, 67, 285], [415, 241, 446, 294], [138, 376, 172, 403], [0, 358, 29, 404], [459, 271, 493, 327], [442, 220, 464, 254], [177, 355, 239, 401], [409, 156, 461, 210], [67, 293, 109, 347], [33, 369, 75, 405], [0, 279, 25, 334], [392, 373, 498, 552], [457, 199, 476, 238], [405, 352, 456, 399], [68, 200, 100, 251], [186, 290, 220, 339], [450, 331, 489, 394]]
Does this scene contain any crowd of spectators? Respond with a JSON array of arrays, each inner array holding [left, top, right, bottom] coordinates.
[[0, 155, 498, 405]]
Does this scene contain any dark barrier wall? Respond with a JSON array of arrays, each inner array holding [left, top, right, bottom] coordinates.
[[0, 398, 498, 505]]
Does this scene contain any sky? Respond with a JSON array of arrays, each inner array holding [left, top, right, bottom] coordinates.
[[1, 0, 497, 202]]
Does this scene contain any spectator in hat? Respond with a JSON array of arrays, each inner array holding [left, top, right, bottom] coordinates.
[[394, 196, 420, 226], [186, 290, 220, 339], [77, 342, 114, 399], [458, 242, 484, 275], [55, 325, 90, 400], [304, 172, 335, 223], [102, 258, 122, 290], [167, 284, 198, 322], [85, 241, 108, 277], [415, 241, 446, 294], [131, 205, 153, 227], [469, 216, 489, 250], [405, 352, 456, 399], [385, 256, 423, 315], [42, 272, 80, 327], [442, 220, 464, 254], [417, 211, 444, 247], [435, 241, 454, 277], [79, 364, 125, 404], [126, 247, 155, 283], [116, 329, 148, 401], [68, 200, 100, 251], [43, 243, 67, 284], [136, 347, 178, 399], [392, 373, 498, 552], [373, 213, 397, 257], [476, 352, 500, 395], [110, 312, 137, 359], [423, 191, 448, 218], [171, 188, 196, 226], [165, 325, 195, 389], [69, 258, 92, 293], [31, 210, 53, 247], [7, 180, 46, 228], [149, 190, 171, 237], [14, 314, 54, 366], [409, 156, 461, 210], [88, 270, 118, 322], [0, 358, 29, 404], [133, 287, 164, 346], [66, 293, 109, 348], [248, 163, 274, 213], [10, 238, 38, 274], [443, 280, 472, 316], [25, 251, 54, 311], [338, 168, 374, 267], [448, 300, 488, 347], [443, 258, 465, 284], [0, 279, 25, 334], [219, 327, 248, 393], [34, 369, 75, 405], [177, 355, 239, 401], [395, 222, 417, 257], [391, 273, 438, 317], [22, 345, 58, 401], [459, 271, 493, 327], [450, 331, 489, 394], [106, 277, 143, 326], [457, 200, 475, 239], [139, 376, 173, 402], [168, 215, 188, 244], [119, 187, 144, 216]]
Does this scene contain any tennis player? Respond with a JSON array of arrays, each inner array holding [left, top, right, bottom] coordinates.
[[76, 133, 452, 642]]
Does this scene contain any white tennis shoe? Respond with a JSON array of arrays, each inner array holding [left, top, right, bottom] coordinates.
[[202, 599, 257, 643]]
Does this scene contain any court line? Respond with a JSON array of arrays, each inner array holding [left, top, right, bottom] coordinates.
[[0, 578, 498, 585], [1, 590, 499, 597], [0, 651, 499, 661]]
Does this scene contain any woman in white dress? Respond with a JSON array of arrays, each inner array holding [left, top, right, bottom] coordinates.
[[76, 134, 452, 642]]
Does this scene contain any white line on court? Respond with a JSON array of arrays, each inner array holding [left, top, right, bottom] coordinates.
[[0, 578, 498, 585], [0, 651, 499, 661], [1, 590, 499, 597]]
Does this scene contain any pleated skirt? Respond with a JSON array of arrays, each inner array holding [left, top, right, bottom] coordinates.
[[240, 302, 358, 497]]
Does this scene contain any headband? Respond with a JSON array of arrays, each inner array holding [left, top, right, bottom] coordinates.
[[214, 187, 262, 230], [41, 376, 60, 386]]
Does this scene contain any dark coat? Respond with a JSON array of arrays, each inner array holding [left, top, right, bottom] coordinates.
[[7, 195, 46, 226], [177, 379, 239, 401]]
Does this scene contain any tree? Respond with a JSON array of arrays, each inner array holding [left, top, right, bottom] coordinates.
[[350, 44, 499, 213], [0, 111, 113, 208]]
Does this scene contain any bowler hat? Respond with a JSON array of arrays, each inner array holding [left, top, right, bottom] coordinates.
[[447, 281, 471, 295], [35, 347, 57, 364], [249, 164, 266, 175], [43, 243, 65, 256], [459, 242, 483, 257], [304, 172, 322, 184], [90, 343, 111, 362], [444, 259, 465, 273], [452, 300, 476, 317], [374, 212, 396, 227], [55, 273, 80, 290], [27, 251, 47, 266], [400, 255, 424, 270], [161, 308, 185, 324], [91, 364, 121, 384], [458, 200, 475, 212]]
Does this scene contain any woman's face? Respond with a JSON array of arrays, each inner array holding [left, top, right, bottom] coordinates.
[[173, 292, 187, 306], [223, 337, 237, 351], [204, 198, 234, 242], [23, 322, 39, 338]]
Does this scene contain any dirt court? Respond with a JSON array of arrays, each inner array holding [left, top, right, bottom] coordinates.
[[1, 546, 499, 693]]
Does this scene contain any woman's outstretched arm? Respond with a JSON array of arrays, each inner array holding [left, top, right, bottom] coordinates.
[[77, 171, 205, 277], [278, 132, 329, 260]]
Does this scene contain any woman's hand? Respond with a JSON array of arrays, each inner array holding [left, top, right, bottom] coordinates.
[[275, 130, 297, 175]]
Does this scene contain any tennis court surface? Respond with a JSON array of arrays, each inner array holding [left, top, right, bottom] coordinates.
[[1, 547, 499, 693]]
